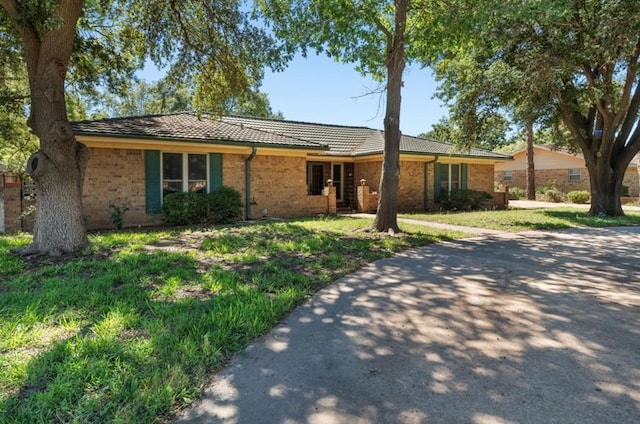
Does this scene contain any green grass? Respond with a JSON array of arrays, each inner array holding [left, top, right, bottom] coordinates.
[[400, 207, 640, 232], [0, 217, 463, 424]]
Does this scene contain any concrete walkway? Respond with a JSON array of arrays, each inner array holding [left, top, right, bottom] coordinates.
[[175, 227, 640, 424], [348, 213, 510, 237]]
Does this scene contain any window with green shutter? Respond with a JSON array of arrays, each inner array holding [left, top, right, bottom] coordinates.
[[146, 151, 224, 213], [435, 163, 468, 202]]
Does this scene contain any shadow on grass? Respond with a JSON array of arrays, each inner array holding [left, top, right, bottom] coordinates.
[[0, 220, 454, 423]]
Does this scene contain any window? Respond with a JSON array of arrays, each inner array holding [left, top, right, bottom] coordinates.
[[569, 169, 581, 182], [162, 153, 208, 197], [503, 171, 513, 182], [439, 163, 461, 194]]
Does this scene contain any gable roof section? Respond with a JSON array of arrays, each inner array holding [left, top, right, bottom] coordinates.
[[72, 112, 511, 160]]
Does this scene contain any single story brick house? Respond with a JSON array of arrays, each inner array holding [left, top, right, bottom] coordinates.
[[494, 144, 639, 196], [1, 113, 512, 231]]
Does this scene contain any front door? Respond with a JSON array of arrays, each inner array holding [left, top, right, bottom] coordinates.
[[332, 163, 343, 202]]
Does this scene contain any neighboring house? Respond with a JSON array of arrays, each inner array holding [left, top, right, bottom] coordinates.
[[494, 144, 639, 196], [2, 113, 512, 231]]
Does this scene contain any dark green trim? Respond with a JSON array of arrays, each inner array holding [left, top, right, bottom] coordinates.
[[209, 153, 223, 191], [144, 150, 161, 214], [461, 164, 468, 190], [245, 147, 257, 219], [434, 162, 442, 203], [424, 162, 429, 210]]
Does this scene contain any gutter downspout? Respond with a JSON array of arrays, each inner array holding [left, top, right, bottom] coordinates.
[[245, 146, 257, 220], [424, 155, 439, 211]]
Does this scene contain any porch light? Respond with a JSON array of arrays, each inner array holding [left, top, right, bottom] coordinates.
[[327, 179, 333, 186], [360, 179, 367, 186]]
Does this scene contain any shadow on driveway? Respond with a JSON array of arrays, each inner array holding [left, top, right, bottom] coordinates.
[[176, 227, 640, 424]]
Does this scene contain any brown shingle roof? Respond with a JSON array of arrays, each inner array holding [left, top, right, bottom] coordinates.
[[72, 113, 326, 150], [72, 112, 511, 160]]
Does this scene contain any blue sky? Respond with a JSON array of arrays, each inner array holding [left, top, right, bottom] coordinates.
[[141, 53, 448, 137]]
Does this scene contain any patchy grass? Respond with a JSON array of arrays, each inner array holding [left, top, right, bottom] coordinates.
[[400, 208, 640, 232], [0, 217, 464, 423]]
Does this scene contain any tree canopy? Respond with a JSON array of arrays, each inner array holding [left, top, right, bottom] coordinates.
[[428, 0, 640, 215], [0, 0, 284, 255]]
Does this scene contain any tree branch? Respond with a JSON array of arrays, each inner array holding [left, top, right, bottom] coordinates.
[[0, 0, 19, 19], [614, 37, 640, 128]]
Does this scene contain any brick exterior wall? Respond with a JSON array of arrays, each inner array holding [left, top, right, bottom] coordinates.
[[1, 187, 23, 232], [467, 164, 496, 194], [2, 148, 502, 231], [398, 160, 426, 211], [495, 167, 640, 197], [248, 155, 308, 219], [83, 148, 153, 229]]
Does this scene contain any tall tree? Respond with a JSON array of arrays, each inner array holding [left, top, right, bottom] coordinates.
[[435, 0, 640, 216], [0, 0, 281, 255], [259, 0, 417, 233], [419, 114, 510, 151]]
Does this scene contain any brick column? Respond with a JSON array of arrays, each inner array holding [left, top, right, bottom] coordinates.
[[323, 180, 337, 215], [357, 184, 370, 213], [3, 186, 23, 232]]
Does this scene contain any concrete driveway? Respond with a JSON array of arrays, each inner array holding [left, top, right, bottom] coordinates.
[[176, 227, 640, 424]]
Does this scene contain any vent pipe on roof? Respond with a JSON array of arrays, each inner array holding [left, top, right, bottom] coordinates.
[[245, 146, 257, 219]]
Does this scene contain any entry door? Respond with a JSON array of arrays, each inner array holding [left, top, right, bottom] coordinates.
[[308, 164, 324, 195], [332, 163, 343, 202]]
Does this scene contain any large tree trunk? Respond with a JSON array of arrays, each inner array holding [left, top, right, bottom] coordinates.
[[586, 158, 625, 216], [525, 121, 536, 200], [16, 1, 90, 256], [372, 0, 407, 234]]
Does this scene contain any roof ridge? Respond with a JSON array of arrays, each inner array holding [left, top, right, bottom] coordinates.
[[224, 114, 377, 131], [71, 111, 194, 125], [220, 117, 328, 149]]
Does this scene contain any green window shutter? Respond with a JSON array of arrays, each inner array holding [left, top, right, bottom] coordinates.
[[209, 153, 223, 192], [424, 162, 429, 210], [461, 164, 468, 190], [145, 150, 162, 214], [434, 163, 442, 203]]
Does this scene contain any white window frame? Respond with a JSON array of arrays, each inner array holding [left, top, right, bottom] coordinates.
[[569, 168, 581, 182], [440, 163, 461, 194], [503, 171, 513, 182], [162, 152, 210, 199]]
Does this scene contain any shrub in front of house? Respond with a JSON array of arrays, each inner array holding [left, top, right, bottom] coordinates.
[[441, 189, 493, 211], [537, 180, 565, 203], [162, 192, 209, 225], [567, 190, 591, 204], [162, 186, 243, 226], [508, 186, 526, 200], [207, 186, 243, 224]]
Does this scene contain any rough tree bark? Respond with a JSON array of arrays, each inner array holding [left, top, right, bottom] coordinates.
[[8, 0, 90, 255], [525, 121, 535, 200], [584, 146, 625, 216], [372, 0, 408, 234]]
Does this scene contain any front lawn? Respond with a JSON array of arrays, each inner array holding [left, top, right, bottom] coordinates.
[[400, 208, 640, 232], [0, 217, 465, 423]]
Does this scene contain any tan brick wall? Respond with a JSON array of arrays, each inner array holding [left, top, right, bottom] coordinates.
[[83, 148, 152, 229], [496, 167, 639, 197], [354, 162, 381, 192], [398, 160, 426, 212], [467, 164, 495, 194], [623, 167, 639, 197], [1, 187, 23, 232], [248, 155, 308, 219]]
